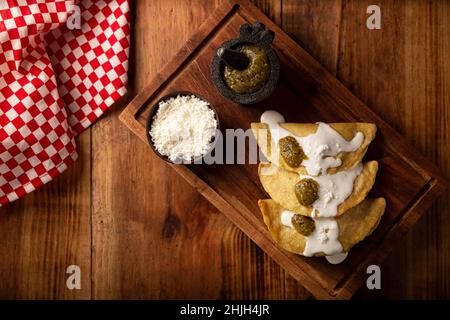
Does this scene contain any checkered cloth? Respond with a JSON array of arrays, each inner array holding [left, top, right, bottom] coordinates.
[[0, 0, 130, 206]]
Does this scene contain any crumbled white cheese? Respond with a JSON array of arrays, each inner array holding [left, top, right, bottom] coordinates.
[[149, 95, 217, 162], [316, 144, 330, 155], [318, 226, 330, 244]]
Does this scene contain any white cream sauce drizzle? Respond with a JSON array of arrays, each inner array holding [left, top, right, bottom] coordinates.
[[301, 163, 363, 218], [303, 218, 342, 257], [325, 252, 348, 264], [260, 110, 364, 176], [280, 210, 295, 228], [280, 210, 344, 259]]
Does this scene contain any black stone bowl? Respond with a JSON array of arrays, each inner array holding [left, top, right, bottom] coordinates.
[[146, 91, 220, 164], [211, 22, 280, 105]]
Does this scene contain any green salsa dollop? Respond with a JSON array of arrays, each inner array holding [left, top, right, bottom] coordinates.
[[223, 45, 270, 94]]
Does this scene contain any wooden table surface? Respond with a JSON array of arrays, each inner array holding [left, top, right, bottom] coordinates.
[[0, 0, 448, 300]]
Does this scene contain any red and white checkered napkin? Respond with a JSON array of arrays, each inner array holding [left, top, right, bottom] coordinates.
[[0, 0, 130, 206]]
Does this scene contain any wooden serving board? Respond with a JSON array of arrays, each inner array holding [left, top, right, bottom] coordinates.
[[119, 0, 447, 299]]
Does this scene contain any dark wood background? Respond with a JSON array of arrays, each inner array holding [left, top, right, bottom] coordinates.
[[0, 0, 448, 299]]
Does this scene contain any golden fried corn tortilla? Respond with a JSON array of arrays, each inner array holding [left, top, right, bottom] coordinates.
[[251, 122, 377, 175], [258, 161, 378, 217], [259, 198, 386, 256]]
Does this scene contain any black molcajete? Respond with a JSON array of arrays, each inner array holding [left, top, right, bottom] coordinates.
[[217, 47, 250, 70], [211, 22, 280, 105]]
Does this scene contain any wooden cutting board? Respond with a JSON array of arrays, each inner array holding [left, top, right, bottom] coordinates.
[[119, 0, 447, 299]]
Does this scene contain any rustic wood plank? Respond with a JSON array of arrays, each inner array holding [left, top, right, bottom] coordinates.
[[0, 133, 91, 299], [336, 0, 450, 299], [93, 0, 308, 299]]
